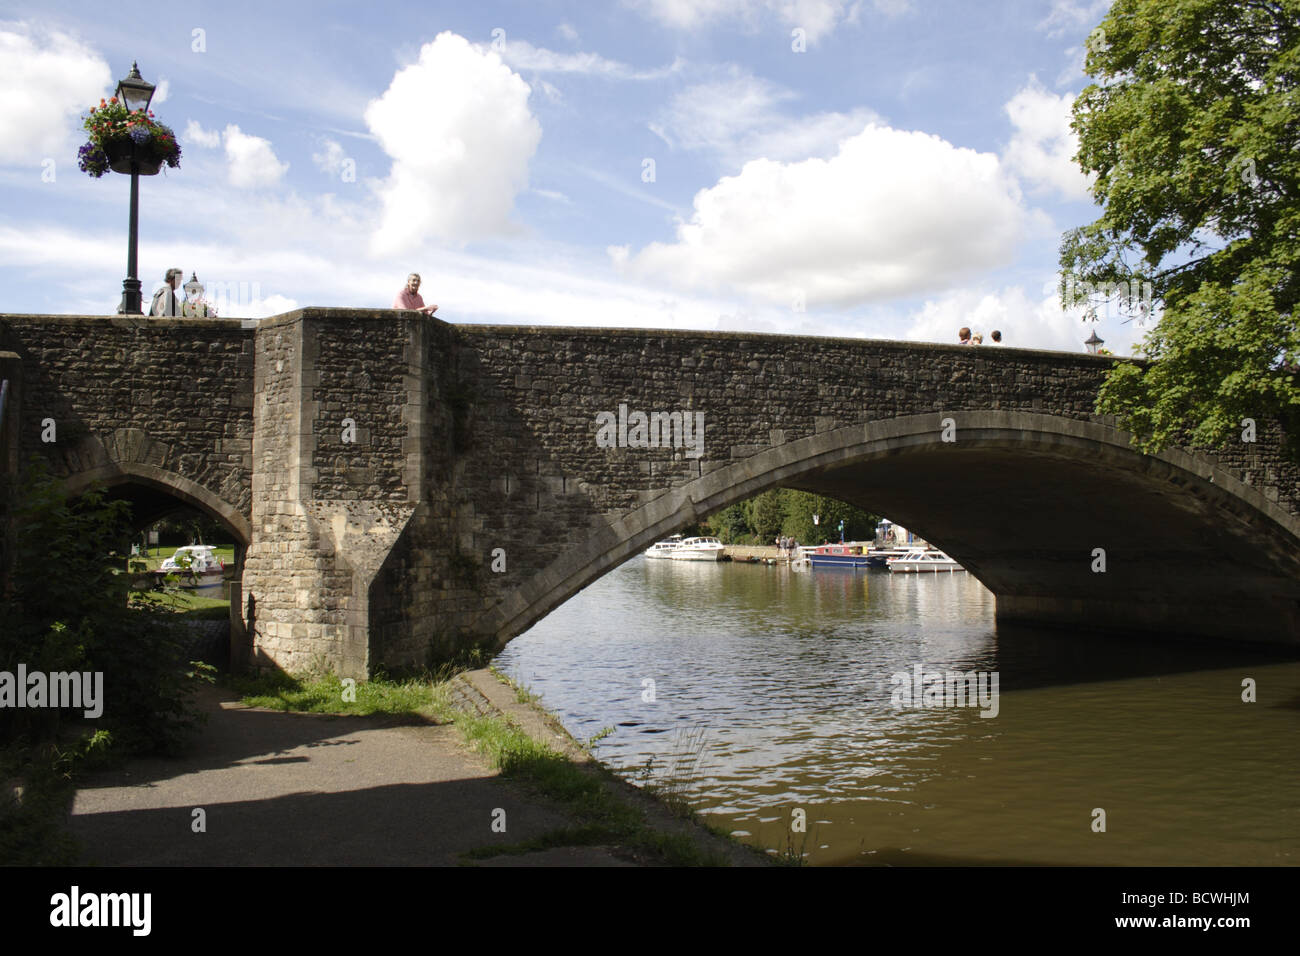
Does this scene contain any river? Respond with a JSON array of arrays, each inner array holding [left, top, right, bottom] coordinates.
[[495, 556, 1299, 866]]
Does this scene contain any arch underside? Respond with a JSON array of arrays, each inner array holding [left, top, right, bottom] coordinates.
[[62, 462, 251, 547], [484, 413, 1300, 649]]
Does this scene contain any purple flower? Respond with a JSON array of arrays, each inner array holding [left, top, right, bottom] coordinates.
[[77, 142, 108, 178], [128, 125, 150, 145]]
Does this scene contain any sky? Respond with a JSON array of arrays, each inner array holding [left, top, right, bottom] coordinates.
[[0, 0, 1146, 353]]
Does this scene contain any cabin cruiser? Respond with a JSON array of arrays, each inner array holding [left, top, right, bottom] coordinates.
[[668, 536, 726, 561], [644, 535, 684, 559], [885, 549, 964, 573], [154, 544, 225, 589]]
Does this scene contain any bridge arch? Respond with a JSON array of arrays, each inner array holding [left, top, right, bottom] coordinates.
[[63, 462, 251, 547], [482, 411, 1300, 649]]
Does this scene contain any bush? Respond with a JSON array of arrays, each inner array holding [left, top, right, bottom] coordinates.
[[0, 459, 213, 755]]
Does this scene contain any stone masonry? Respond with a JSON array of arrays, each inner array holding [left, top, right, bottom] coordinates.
[[1, 309, 1297, 678]]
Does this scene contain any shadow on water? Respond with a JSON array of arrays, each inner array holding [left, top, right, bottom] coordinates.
[[986, 619, 1300, 694]]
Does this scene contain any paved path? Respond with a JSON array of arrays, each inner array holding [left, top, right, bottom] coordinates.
[[69, 683, 633, 866]]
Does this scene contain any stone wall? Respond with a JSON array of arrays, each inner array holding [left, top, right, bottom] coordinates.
[[361, 322, 1298, 668], [0, 315, 254, 522], [1, 311, 1295, 673]]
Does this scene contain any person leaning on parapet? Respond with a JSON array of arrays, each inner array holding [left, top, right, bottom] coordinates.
[[393, 273, 437, 315], [150, 267, 183, 316], [958, 327, 972, 345], [990, 330, 1002, 344]]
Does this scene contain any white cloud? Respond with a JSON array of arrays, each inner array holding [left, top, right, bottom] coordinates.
[[0, 24, 111, 166], [1002, 79, 1093, 201], [365, 32, 542, 251], [222, 124, 289, 189], [902, 284, 1087, 352], [625, 0, 856, 43], [151, 77, 170, 104], [625, 123, 1029, 308], [557, 23, 580, 42], [651, 69, 881, 166], [497, 38, 678, 79], [312, 138, 348, 176], [238, 293, 300, 319], [183, 120, 221, 148], [1038, 0, 1109, 38]]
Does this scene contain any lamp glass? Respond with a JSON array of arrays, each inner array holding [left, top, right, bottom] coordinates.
[[115, 62, 155, 113]]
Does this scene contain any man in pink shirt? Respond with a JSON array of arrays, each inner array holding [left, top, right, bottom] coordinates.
[[393, 273, 437, 314]]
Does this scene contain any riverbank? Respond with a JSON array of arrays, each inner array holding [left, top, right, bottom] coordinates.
[[65, 669, 771, 866], [723, 544, 793, 561]]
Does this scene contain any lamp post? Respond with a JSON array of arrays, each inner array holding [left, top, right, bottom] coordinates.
[[1085, 329, 1105, 354], [113, 62, 156, 315]]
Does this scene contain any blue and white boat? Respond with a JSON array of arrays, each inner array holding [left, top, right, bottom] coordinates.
[[807, 542, 871, 569]]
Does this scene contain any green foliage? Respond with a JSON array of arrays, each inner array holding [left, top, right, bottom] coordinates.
[[744, 490, 785, 542], [703, 503, 749, 542], [1061, 0, 1300, 459], [703, 488, 878, 545], [780, 491, 877, 545], [1, 459, 212, 755]]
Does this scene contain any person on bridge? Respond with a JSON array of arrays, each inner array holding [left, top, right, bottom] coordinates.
[[393, 273, 437, 315], [990, 330, 1002, 344], [958, 327, 972, 345], [150, 268, 183, 316]]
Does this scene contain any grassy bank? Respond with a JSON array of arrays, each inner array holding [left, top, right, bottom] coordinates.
[[232, 669, 757, 866]]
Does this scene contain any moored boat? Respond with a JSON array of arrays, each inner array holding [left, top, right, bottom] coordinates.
[[807, 542, 871, 569], [668, 536, 726, 561], [644, 535, 684, 559], [153, 544, 226, 589], [885, 549, 964, 573]]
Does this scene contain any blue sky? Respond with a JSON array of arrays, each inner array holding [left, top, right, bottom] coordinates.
[[1, 0, 1143, 352]]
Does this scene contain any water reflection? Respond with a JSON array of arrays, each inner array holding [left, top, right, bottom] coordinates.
[[496, 556, 1299, 865]]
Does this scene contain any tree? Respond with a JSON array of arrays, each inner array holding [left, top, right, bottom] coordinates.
[[744, 490, 786, 543], [703, 503, 749, 543], [780, 491, 877, 545], [1, 460, 211, 754], [1060, 0, 1300, 460]]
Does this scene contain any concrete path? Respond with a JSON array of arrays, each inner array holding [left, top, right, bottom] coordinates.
[[68, 683, 633, 866]]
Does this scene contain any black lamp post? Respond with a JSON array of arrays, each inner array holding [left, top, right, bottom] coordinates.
[[1085, 329, 1105, 354], [114, 62, 156, 315]]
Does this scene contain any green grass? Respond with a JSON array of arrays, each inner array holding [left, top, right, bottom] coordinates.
[[453, 709, 729, 866], [129, 588, 230, 618], [229, 671, 449, 719]]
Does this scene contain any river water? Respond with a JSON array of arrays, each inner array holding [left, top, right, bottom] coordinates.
[[495, 556, 1299, 866]]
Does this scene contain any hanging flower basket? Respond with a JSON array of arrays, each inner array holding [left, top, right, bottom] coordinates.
[[77, 97, 180, 179]]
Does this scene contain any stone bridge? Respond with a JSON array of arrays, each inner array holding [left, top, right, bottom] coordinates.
[[1, 309, 1296, 678]]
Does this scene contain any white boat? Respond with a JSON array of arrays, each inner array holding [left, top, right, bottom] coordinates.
[[644, 535, 684, 559], [667, 536, 726, 561], [154, 544, 226, 589], [885, 549, 965, 573]]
